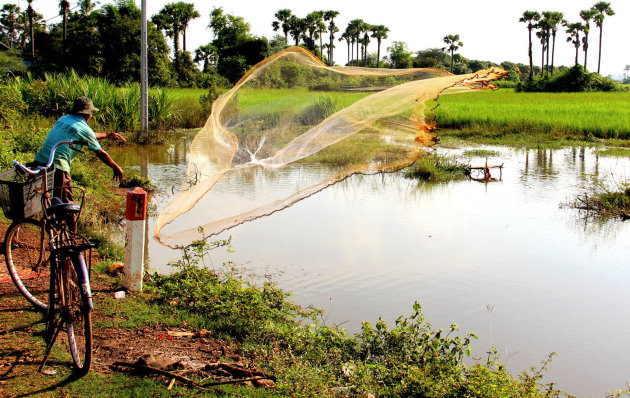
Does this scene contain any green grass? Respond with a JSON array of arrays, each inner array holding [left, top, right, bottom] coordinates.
[[595, 147, 630, 157], [404, 154, 470, 182], [233, 87, 369, 115], [434, 89, 630, 139]]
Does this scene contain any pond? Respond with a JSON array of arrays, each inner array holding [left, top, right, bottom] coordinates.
[[110, 137, 630, 397]]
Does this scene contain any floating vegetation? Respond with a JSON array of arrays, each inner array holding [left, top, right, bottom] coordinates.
[[594, 147, 630, 157], [462, 149, 501, 158], [570, 185, 630, 219], [404, 154, 470, 182]]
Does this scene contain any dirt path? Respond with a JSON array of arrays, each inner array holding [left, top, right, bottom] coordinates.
[[0, 222, 270, 396]]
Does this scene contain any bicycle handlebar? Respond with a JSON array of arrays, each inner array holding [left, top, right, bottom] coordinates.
[[13, 139, 88, 175]]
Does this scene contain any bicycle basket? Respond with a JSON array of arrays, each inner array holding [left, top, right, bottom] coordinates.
[[0, 166, 55, 220]]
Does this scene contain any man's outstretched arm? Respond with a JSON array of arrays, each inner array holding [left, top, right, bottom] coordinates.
[[94, 149, 124, 182]]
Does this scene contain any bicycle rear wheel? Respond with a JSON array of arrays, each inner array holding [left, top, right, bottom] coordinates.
[[4, 218, 51, 311], [61, 255, 92, 374]]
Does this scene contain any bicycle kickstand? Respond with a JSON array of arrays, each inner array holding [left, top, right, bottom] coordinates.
[[39, 315, 64, 374]]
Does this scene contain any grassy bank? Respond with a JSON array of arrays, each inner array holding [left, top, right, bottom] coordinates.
[[434, 89, 630, 141], [1, 236, 587, 397]]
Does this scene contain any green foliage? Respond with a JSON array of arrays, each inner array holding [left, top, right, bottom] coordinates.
[[0, 84, 26, 123], [404, 154, 470, 182], [148, 236, 312, 341], [298, 95, 339, 125], [571, 182, 630, 219], [118, 173, 156, 192], [144, 239, 565, 396], [517, 65, 620, 92], [4, 73, 205, 133], [198, 84, 220, 114], [387, 41, 413, 69], [0, 49, 26, 75]]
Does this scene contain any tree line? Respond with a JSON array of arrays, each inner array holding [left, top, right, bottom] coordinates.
[[0, 0, 619, 90], [519, 1, 615, 80]]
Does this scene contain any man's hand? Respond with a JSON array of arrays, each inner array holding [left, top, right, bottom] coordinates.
[[107, 132, 127, 143], [112, 164, 124, 182]]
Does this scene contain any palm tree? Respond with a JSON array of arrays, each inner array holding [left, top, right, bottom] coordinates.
[[194, 43, 217, 72], [361, 25, 372, 66], [78, 0, 99, 15], [347, 19, 364, 66], [545, 12, 564, 75], [177, 3, 200, 52], [323, 10, 339, 65], [579, 8, 597, 70], [26, 0, 34, 58], [370, 25, 389, 68], [0, 4, 20, 48], [442, 34, 463, 73], [564, 21, 584, 66], [59, 0, 70, 63], [519, 11, 540, 81], [313, 13, 327, 61], [591, 2, 614, 74], [339, 31, 350, 66], [271, 9, 292, 44], [288, 16, 305, 47], [535, 15, 550, 76]]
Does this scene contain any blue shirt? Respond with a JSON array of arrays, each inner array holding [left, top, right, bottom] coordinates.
[[34, 114, 101, 172]]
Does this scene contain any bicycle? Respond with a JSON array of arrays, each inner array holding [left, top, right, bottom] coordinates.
[[0, 139, 94, 375]]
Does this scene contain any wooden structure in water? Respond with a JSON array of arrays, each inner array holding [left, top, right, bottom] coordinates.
[[469, 159, 503, 180]]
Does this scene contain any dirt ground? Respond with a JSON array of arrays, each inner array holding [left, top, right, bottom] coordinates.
[[0, 222, 274, 396]]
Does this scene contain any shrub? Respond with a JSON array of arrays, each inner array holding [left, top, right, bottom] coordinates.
[[517, 65, 621, 93], [0, 85, 26, 123]]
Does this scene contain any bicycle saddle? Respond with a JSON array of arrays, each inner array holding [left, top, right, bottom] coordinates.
[[47, 197, 80, 216]]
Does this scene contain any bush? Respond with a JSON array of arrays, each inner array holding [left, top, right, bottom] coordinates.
[[517, 65, 621, 92], [0, 85, 26, 123], [298, 96, 339, 125]]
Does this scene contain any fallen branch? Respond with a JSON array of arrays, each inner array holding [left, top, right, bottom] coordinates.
[[113, 361, 275, 390]]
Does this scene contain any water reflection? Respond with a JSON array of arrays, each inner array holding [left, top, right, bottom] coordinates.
[[115, 139, 630, 397]]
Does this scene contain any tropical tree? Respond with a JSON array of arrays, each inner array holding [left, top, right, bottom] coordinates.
[[387, 41, 412, 69], [535, 14, 550, 76], [315, 14, 327, 61], [339, 30, 350, 66], [579, 8, 597, 69], [271, 9, 292, 44], [27, 0, 34, 57], [591, 1, 614, 74], [519, 11, 540, 80], [78, 0, 99, 15], [347, 19, 364, 66], [178, 3, 199, 52], [323, 10, 339, 65], [545, 11, 564, 75], [564, 21, 584, 66], [59, 0, 70, 62], [194, 43, 217, 72], [361, 25, 372, 66], [288, 15, 305, 47], [442, 34, 463, 73], [0, 4, 21, 48], [370, 25, 389, 68]]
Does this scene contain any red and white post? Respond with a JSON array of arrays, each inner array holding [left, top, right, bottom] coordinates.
[[124, 187, 147, 292]]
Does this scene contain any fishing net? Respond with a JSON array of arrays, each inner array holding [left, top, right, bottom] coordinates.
[[155, 47, 506, 247]]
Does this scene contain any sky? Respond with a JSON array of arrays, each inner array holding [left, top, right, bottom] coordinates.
[[13, 0, 630, 78]]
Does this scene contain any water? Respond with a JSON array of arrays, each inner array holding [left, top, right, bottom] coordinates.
[[111, 140, 630, 397]]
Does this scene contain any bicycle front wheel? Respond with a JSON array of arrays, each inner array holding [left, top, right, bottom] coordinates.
[[4, 218, 51, 311], [61, 255, 92, 374]]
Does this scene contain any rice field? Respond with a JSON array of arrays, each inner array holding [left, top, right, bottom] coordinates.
[[434, 89, 630, 139]]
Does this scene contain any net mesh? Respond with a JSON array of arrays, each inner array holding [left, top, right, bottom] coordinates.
[[156, 47, 507, 247]]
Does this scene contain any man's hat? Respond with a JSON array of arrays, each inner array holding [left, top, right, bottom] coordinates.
[[71, 96, 99, 115]]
